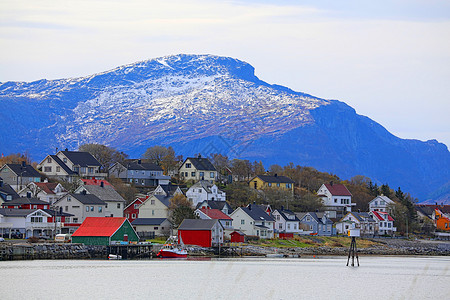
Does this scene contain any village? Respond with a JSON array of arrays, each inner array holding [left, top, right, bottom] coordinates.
[[0, 148, 449, 259]]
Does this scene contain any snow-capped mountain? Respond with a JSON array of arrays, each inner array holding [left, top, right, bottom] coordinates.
[[0, 54, 448, 202]]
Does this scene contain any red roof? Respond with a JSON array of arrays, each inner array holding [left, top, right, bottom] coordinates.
[[81, 179, 112, 186], [324, 183, 352, 196], [371, 211, 394, 221], [72, 217, 127, 237], [34, 182, 63, 195], [199, 208, 232, 220]]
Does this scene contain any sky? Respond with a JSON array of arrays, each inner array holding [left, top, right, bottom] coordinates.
[[1, 0, 449, 147]]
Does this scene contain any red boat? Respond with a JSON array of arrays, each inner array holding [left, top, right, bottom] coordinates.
[[156, 236, 188, 258]]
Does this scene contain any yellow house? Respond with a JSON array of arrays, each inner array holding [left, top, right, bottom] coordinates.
[[249, 175, 295, 193]]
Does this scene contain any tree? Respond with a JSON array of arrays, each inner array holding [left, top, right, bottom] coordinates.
[[209, 153, 230, 179], [380, 184, 392, 197], [78, 144, 128, 169], [160, 147, 180, 175], [169, 193, 196, 227], [142, 146, 171, 166], [0, 152, 32, 167], [292, 191, 323, 212], [108, 176, 138, 205], [252, 161, 265, 175]]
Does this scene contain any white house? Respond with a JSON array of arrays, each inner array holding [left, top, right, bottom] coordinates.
[[369, 195, 395, 213], [0, 208, 54, 238], [74, 183, 125, 217], [369, 211, 397, 235], [317, 182, 355, 217], [18, 182, 67, 204], [230, 204, 274, 239], [186, 180, 226, 207], [335, 212, 377, 236], [272, 208, 301, 233], [138, 194, 171, 219], [54, 193, 106, 227]]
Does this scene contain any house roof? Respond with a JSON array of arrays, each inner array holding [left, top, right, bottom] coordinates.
[[124, 197, 146, 210], [78, 185, 125, 203], [274, 209, 300, 222], [70, 193, 106, 205], [190, 180, 215, 193], [49, 155, 77, 174], [344, 212, 376, 223], [72, 217, 128, 237], [195, 200, 231, 212], [4, 164, 41, 178], [42, 209, 73, 217], [152, 194, 172, 207], [123, 159, 163, 171], [241, 204, 274, 222], [80, 179, 112, 186], [0, 181, 19, 199], [33, 182, 66, 195], [159, 184, 182, 196], [252, 175, 295, 184], [1, 197, 48, 206], [60, 151, 102, 167], [0, 208, 46, 217], [301, 212, 333, 225], [323, 183, 352, 196], [198, 208, 232, 220], [369, 195, 394, 204], [131, 218, 168, 226], [184, 157, 216, 171], [178, 219, 220, 230], [371, 211, 394, 222], [416, 204, 450, 216]]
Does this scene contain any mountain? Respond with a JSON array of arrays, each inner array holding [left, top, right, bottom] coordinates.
[[0, 54, 449, 202]]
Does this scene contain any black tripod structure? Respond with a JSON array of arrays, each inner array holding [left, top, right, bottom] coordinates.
[[346, 236, 359, 267]]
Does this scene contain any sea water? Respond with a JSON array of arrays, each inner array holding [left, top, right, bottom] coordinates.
[[0, 256, 449, 299]]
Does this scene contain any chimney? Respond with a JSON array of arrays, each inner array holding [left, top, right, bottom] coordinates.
[[100, 181, 104, 188], [198, 154, 202, 159], [21, 161, 26, 167], [330, 181, 333, 186], [274, 174, 278, 177], [281, 205, 284, 211], [65, 148, 68, 151], [82, 190, 87, 195], [248, 204, 252, 210], [358, 209, 361, 213]]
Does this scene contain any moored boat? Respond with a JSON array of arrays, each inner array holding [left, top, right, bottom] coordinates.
[[156, 236, 188, 258], [108, 254, 122, 260]]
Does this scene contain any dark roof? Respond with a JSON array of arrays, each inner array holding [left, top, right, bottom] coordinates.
[[4, 164, 41, 178], [242, 205, 274, 222], [42, 209, 73, 217], [0, 208, 43, 217], [178, 219, 220, 230], [131, 218, 169, 226], [275, 209, 300, 222], [124, 160, 163, 171], [70, 194, 106, 205], [349, 212, 376, 223], [0, 181, 19, 199], [61, 151, 102, 167], [301, 212, 333, 225], [253, 175, 294, 184], [160, 184, 182, 196], [50, 155, 76, 174], [195, 200, 231, 211], [1, 197, 48, 206], [78, 185, 125, 203], [185, 157, 216, 171], [324, 183, 352, 196], [415, 204, 450, 216], [153, 194, 171, 207]]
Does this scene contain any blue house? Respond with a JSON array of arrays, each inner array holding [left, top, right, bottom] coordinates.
[[298, 212, 336, 236]]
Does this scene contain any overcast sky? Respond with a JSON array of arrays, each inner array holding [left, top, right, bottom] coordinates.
[[1, 0, 449, 147]]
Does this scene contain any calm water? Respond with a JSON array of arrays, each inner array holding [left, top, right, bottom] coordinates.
[[1, 256, 449, 299]]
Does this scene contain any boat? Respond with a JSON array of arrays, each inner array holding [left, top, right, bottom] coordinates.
[[108, 254, 122, 260], [156, 236, 188, 258]]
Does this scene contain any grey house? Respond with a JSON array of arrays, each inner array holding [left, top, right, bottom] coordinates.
[[0, 163, 42, 192], [298, 212, 336, 236], [0, 177, 19, 203], [109, 159, 170, 187]]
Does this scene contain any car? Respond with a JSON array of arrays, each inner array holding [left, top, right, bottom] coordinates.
[[0, 237, 5, 242]]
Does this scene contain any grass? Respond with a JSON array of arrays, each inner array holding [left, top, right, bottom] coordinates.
[[250, 236, 380, 248], [146, 237, 167, 244]]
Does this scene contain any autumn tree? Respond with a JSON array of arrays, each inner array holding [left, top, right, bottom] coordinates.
[[0, 152, 32, 167], [78, 144, 128, 169], [169, 193, 196, 227], [108, 176, 138, 205]]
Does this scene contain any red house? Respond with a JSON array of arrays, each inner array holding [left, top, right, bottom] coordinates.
[[124, 196, 147, 223], [230, 231, 245, 243], [178, 219, 224, 247]]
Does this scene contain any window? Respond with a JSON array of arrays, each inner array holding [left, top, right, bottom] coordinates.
[[105, 203, 108, 208], [65, 206, 68, 212], [305, 216, 311, 222], [117, 203, 121, 209], [98, 206, 102, 213], [286, 183, 292, 188], [47, 157, 52, 163], [210, 172, 214, 178], [72, 206, 80, 209], [73, 218, 78, 223], [67, 197, 71, 202], [185, 172, 188, 177], [31, 216, 43, 222], [268, 183, 272, 187], [44, 166, 52, 172], [152, 210, 155, 216], [279, 223, 283, 229], [132, 213, 136, 219], [33, 205, 37, 209], [241, 219, 245, 225], [277, 183, 280, 187], [287, 224, 291, 229], [191, 172, 196, 177], [154, 227, 159, 230], [134, 204, 139, 209], [56, 166, 60, 172], [151, 200, 155, 205], [90, 206, 94, 212], [186, 163, 191, 168], [63, 158, 67, 163], [86, 206, 89, 212], [294, 224, 297, 230], [88, 167, 93, 174], [199, 172, 204, 178]]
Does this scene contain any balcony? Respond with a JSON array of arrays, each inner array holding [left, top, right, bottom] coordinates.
[[25, 222, 63, 229]]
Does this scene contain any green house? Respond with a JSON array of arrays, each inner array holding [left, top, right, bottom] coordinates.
[[72, 217, 139, 245]]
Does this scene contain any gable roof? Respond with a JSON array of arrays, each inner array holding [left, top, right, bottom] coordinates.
[[0, 181, 19, 199], [72, 217, 128, 237], [33, 182, 66, 195], [196, 200, 231, 212], [301, 212, 333, 225], [190, 180, 215, 193], [198, 208, 232, 220], [77, 185, 125, 203], [152, 194, 172, 207], [371, 211, 394, 222], [69, 193, 106, 205], [241, 204, 274, 222], [178, 219, 221, 230], [123, 160, 163, 171], [252, 175, 294, 184], [0, 208, 48, 217], [60, 151, 102, 167], [343, 212, 376, 223], [323, 183, 352, 196], [49, 155, 77, 174], [124, 197, 146, 210], [369, 195, 394, 205], [274, 209, 300, 222], [80, 179, 112, 186], [131, 218, 169, 226], [3, 164, 41, 178], [1, 197, 48, 206], [184, 157, 216, 171]]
